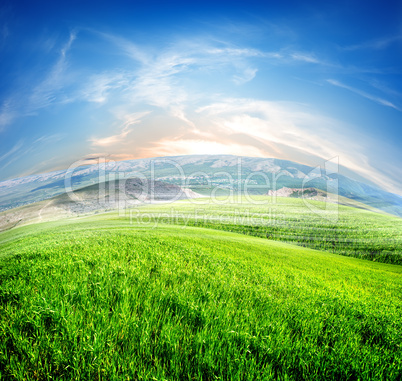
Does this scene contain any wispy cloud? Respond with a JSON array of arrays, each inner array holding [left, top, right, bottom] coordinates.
[[344, 34, 402, 51], [93, 34, 281, 111], [196, 98, 361, 164], [0, 99, 16, 131], [0, 31, 79, 133], [207, 47, 267, 57], [233, 67, 258, 85], [367, 79, 402, 98], [1, 27, 400, 193], [90, 111, 150, 147], [327, 79, 400, 111], [192, 98, 400, 193], [287, 51, 341, 69], [28, 30, 77, 111], [290, 52, 321, 64], [0, 140, 31, 172], [0, 134, 66, 172], [0, 140, 23, 163], [33, 134, 65, 145], [0, 30, 348, 133], [94, 31, 150, 64], [132, 51, 194, 109], [80, 72, 128, 104], [90, 128, 131, 147], [85, 94, 400, 193]]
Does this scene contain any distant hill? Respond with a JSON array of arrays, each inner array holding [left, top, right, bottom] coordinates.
[[0, 155, 401, 217], [266, 187, 388, 214], [267, 187, 328, 199], [0, 178, 202, 231], [53, 177, 202, 215]]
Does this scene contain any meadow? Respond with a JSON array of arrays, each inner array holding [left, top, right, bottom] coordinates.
[[124, 196, 402, 265], [0, 196, 401, 380]]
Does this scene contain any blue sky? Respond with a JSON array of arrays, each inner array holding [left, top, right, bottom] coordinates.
[[0, 0, 401, 194]]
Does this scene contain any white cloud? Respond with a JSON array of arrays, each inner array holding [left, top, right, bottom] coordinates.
[[327, 79, 400, 111], [194, 98, 401, 193], [130, 51, 196, 109], [1, 29, 400, 194], [0, 99, 15, 130], [0, 134, 66, 172], [91, 129, 131, 147], [95, 31, 150, 64], [288, 52, 338, 68], [169, 105, 199, 133], [88, 93, 401, 193], [0, 32, 79, 133], [207, 47, 267, 57], [344, 34, 402, 51], [33, 134, 65, 145], [148, 138, 267, 158], [0, 140, 23, 163], [197, 99, 355, 162], [92, 35, 275, 112], [81, 72, 128, 104], [0, 141, 33, 172], [0, 32, 332, 134], [290, 53, 320, 64], [90, 111, 150, 147], [28, 30, 78, 111], [233, 67, 258, 85]]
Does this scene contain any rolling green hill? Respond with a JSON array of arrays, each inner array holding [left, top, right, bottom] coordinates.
[[0, 199, 401, 380], [2, 185, 401, 264], [118, 196, 402, 265]]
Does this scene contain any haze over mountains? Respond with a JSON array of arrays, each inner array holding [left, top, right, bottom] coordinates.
[[1, 155, 401, 217]]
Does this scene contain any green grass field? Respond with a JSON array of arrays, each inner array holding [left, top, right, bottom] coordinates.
[[123, 196, 402, 265], [0, 198, 401, 380]]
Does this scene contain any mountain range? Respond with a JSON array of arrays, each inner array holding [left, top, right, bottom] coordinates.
[[1, 155, 401, 217]]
